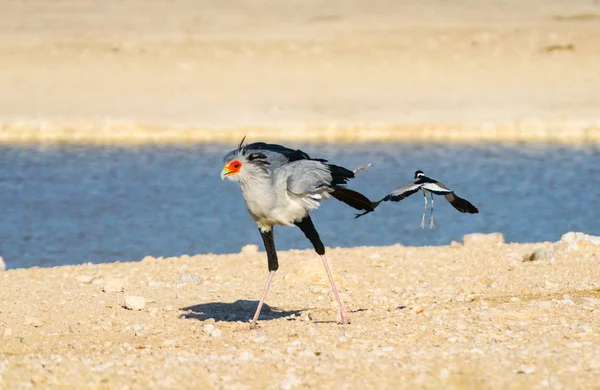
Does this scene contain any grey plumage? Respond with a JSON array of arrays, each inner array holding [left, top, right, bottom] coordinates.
[[221, 139, 373, 327]]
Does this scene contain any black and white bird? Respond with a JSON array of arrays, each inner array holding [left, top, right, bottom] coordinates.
[[221, 138, 374, 328], [355, 170, 479, 228]]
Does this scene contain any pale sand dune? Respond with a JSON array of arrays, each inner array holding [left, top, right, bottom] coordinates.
[[1, 238, 599, 388], [1, 0, 599, 143]]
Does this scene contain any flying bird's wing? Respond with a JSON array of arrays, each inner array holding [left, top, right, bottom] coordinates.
[[444, 193, 479, 213], [382, 182, 423, 202], [421, 181, 479, 213], [420, 181, 454, 195], [353, 181, 423, 219]]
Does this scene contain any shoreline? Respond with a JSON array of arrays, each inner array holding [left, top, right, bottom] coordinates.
[[2, 121, 599, 145], [2, 233, 600, 388]]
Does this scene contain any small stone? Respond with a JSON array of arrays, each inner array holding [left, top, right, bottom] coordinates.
[[510, 297, 521, 302], [557, 232, 600, 251], [141, 255, 156, 263], [163, 338, 178, 346], [556, 299, 574, 306], [240, 244, 259, 255], [450, 241, 462, 248], [518, 365, 536, 375], [124, 296, 146, 310], [178, 273, 203, 284], [24, 316, 42, 327], [537, 301, 553, 309], [76, 275, 95, 284], [210, 329, 222, 338], [280, 375, 301, 390], [103, 278, 124, 293], [462, 232, 504, 247], [522, 249, 554, 262], [3, 328, 12, 337], [148, 307, 159, 317], [0, 256, 5, 271], [239, 351, 253, 361], [148, 280, 163, 288], [203, 324, 215, 334], [31, 374, 47, 385], [300, 311, 312, 322]]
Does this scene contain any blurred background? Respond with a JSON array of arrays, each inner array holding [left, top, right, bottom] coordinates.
[[0, 0, 599, 268]]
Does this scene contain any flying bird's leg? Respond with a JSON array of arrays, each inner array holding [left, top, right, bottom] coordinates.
[[420, 193, 428, 229], [429, 193, 435, 229], [295, 217, 350, 324], [250, 227, 279, 329]]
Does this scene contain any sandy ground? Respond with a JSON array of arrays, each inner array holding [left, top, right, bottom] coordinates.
[[1, 233, 600, 389], [1, 0, 600, 143]]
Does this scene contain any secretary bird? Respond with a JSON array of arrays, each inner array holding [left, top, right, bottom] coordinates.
[[221, 138, 374, 328]]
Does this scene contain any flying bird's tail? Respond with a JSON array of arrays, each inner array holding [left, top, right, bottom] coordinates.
[[444, 193, 479, 213]]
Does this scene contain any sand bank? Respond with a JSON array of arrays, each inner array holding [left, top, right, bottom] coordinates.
[[1, 233, 599, 388], [1, 121, 600, 145], [1, 0, 599, 145]]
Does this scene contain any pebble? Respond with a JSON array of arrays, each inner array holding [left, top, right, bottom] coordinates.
[[2, 328, 12, 337], [103, 278, 124, 293], [24, 316, 43, 327], [124, 296, 146, 311], [537, 301, 553, 309], [76, 275, 95, 284], [522, 249, 554, 262], [210, 329, 222, 338], [556, 299, 574, 306], [178, 273, 204, 284], [240, 244, 259, 255], [0, 256, 5, 271], [203, 324, 215, 334], [280, 375, 301, 390], [462, 232, 504, 247]]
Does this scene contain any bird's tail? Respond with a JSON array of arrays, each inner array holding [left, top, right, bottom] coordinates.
[[331, 188, 375, 213], [353, 200, 384, 219], [444, 193, 479, 213]]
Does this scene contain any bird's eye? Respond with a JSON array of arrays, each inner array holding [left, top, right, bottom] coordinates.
[[233, 163, 240, 168]]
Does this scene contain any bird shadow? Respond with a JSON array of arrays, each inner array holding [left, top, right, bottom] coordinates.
[[180, 300, 301, 323]]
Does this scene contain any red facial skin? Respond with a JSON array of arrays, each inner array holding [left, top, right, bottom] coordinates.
[[225, 160, 243, 175]]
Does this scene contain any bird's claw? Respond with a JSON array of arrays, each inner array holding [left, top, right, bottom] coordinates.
[[249, 321, 259, 330], [336, 311, 351, 324]]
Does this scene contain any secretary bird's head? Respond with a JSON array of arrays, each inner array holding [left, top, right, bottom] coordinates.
[[221, 137, 270, 182]]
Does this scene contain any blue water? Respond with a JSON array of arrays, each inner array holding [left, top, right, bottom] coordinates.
[[1, 143, 598, 269]]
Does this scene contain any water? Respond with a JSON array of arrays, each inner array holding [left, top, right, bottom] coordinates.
[[1, 143, 598, 269]]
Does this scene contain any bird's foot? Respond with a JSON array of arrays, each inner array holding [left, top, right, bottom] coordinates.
[[420, 218, 425, 229], [336, 311, 351, 325], [249, 321, 259, 330], [429, 218, 435, 229]]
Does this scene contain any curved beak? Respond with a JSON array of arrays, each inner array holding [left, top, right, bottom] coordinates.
[[221, 166, 232, 180]]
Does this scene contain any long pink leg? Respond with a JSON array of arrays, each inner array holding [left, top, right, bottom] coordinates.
[[320, 254, 351, 324], [249, 270, 276, 329]]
